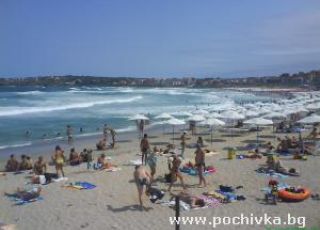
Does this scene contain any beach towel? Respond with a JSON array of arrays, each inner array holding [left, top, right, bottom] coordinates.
[[64, 181, 96, 190], [52, 177, 68, 183], [180, 167, 216, 176], [255, 168, 288, 179], [160, 200, 191, 211]]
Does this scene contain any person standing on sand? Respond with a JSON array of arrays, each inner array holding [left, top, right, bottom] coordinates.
[[108, 127, 116, 148], [139, 120, 145, 138], [168, 155, 186, 192], [66, 125, 73, 144], [52, 145, 65, 178], [134, 165, 151, 208], [195, 144, 207, 188], [180, 132, 187, 159], [140, 134, 150, 165]]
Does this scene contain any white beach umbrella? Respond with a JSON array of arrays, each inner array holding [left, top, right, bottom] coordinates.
[[154, 112, 173, 134], [165, 118, 186, 144], [207, 112, 224, 119], [245, 110, 260, 118], [128, 114, 149, 121], [193, 109, 209, 115], [264, 112, 287, 120], [128, 114, 149, 138], [297, 114, 320, 124], [221, 110, 245, 120], [154, 112, 172, 120], [244, 117, 273, 146], [187, 114, 206, 122], [171, 111, 193, 117], [306, 103, 320, 111], [199, 118, 225, 148]]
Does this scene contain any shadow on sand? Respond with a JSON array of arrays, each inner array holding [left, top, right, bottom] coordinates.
[[107, 204, 153, 212]]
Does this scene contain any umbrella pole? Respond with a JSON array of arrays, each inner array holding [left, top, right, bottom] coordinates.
[[256, 125, 259, 148]]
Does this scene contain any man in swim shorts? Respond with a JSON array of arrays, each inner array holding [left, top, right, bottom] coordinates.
[[134, 165, 151, 208]]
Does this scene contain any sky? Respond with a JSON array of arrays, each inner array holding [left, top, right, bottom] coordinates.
[[0, 0, 320, 78]]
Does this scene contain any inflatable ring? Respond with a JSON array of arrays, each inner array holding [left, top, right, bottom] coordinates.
[[278, 188, 310, 202]]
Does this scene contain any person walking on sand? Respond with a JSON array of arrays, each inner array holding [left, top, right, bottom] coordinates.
[[195, 144, 207, 188], [146, 150, 157, 182], [52, 145, 66, 178], [66, 125, 73, 144], [168, 155, 186, 192], [134, 165, 152, 209], [140, 134, 150, 165]]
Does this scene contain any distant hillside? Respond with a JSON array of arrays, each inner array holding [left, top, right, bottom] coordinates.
[[0, 70, 319, 89]]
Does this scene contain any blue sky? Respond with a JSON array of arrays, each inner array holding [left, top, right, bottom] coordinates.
[[0, 0, 320, 78]]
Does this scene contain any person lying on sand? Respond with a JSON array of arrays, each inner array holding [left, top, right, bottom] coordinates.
[[170, 189, 206, 208], [31, 173, 59, 185], [134, 165, 152, 208], [5, 187, 41, 201], [168, 155, 186, 192], [5, 154, 19, 172], [33, 156, 47, 175]]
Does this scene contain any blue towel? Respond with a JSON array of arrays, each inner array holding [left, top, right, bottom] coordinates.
[[75, 182, 96, 190]]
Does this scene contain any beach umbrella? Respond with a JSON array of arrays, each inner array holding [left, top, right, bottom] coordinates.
[[165, 118, 186, 144], [297, 114, 320, 124], [221, 110, 245, 120], [128, 114, 149, 121], [128, 114, 149, 138], [199, 118, 225, 148], [306, 103, 320, 111], [245, 110, 260, 118], [264, 112, 287, 120], [193, 109, 209, 115], [244, 117, 273, 147], [171, 111, 193, 117], [154, 113, 173, 134], [187, 114, 206, 122], [207, 112, 224, 119]]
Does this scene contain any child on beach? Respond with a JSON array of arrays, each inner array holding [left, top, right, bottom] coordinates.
[[168, 155, 186, 192]]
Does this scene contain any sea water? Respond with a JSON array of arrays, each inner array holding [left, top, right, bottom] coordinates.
[[0, 86, 274, 150]]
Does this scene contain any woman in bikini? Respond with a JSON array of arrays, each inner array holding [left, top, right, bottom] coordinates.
[[168, 155, 186, 192], [134, 165, 151, 208], [52, 145, 65, 178], [140, 134, 150, 165]]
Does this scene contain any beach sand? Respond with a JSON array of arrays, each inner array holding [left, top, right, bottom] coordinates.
[[0, 127, 319, 230]]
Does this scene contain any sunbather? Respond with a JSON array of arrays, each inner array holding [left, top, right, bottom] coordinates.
[[69, 148, 81, 166], [5, 155, 19, 172], [52, 145, 65, 177], [33, 156, 47, 175], [170, 189, 205, 208], [5, 187, 41, 201]]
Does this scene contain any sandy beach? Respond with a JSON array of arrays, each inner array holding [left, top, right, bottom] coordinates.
[[1, 125, 319, 230]]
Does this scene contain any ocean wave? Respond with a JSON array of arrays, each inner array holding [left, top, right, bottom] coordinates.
[[16, 91, 44, 95], [0, 96, 143, 117], [0, 142, 32, 150]]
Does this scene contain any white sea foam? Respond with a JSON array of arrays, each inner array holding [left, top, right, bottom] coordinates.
[[0, 96, 143, 116], [16, 91, 44, 95], [0, 142, 32, 150]]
